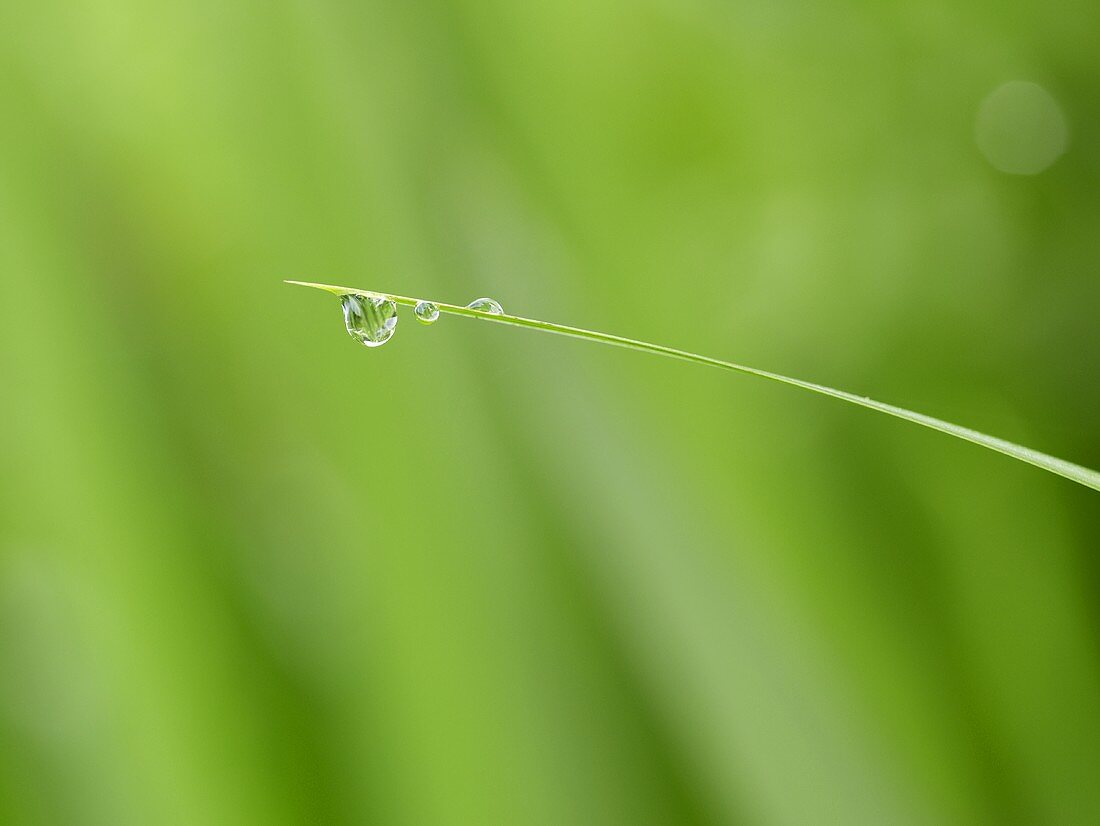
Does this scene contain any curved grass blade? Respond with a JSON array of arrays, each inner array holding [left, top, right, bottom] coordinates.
[[287, 280, 1100, 492]]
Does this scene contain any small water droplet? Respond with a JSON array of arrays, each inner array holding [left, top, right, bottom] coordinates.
[[414, 300, 440, 324], [466, 297, 504, 315], [341, 293, 397, 348]]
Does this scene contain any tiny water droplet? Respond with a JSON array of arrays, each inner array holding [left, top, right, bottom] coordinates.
[[466, 297, 504, 315], [414, 300, 440, 324], [341, 293, 397, 348]]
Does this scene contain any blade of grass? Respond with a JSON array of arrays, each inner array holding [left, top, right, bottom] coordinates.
[[286, 280, 1100, 492]]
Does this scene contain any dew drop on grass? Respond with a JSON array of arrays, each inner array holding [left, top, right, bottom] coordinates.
[[466, 297, 504, 315], [414, 300, 440, 324], [341, 293, 397, 348]]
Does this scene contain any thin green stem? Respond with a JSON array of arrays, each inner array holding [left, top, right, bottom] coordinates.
[[287, 280, 1100, 492]]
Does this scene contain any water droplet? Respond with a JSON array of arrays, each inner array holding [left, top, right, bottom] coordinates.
[[466, 297, 504, 315], [414, 300, 440, 324], [340, 293, 397, 348]]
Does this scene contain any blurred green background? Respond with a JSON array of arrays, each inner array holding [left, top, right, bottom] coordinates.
[[1, 1, 1099, 824]]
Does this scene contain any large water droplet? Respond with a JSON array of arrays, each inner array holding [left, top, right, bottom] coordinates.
[[341, 293, 397, 348], [466, 297, 504, 315], [414, 300, 440, 324]]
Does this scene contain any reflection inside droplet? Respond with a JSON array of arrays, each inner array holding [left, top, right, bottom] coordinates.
[[341, 293, 398, 347]]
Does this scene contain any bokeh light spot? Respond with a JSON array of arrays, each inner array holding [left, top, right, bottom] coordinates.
[[975, 81, 1068, 175]]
